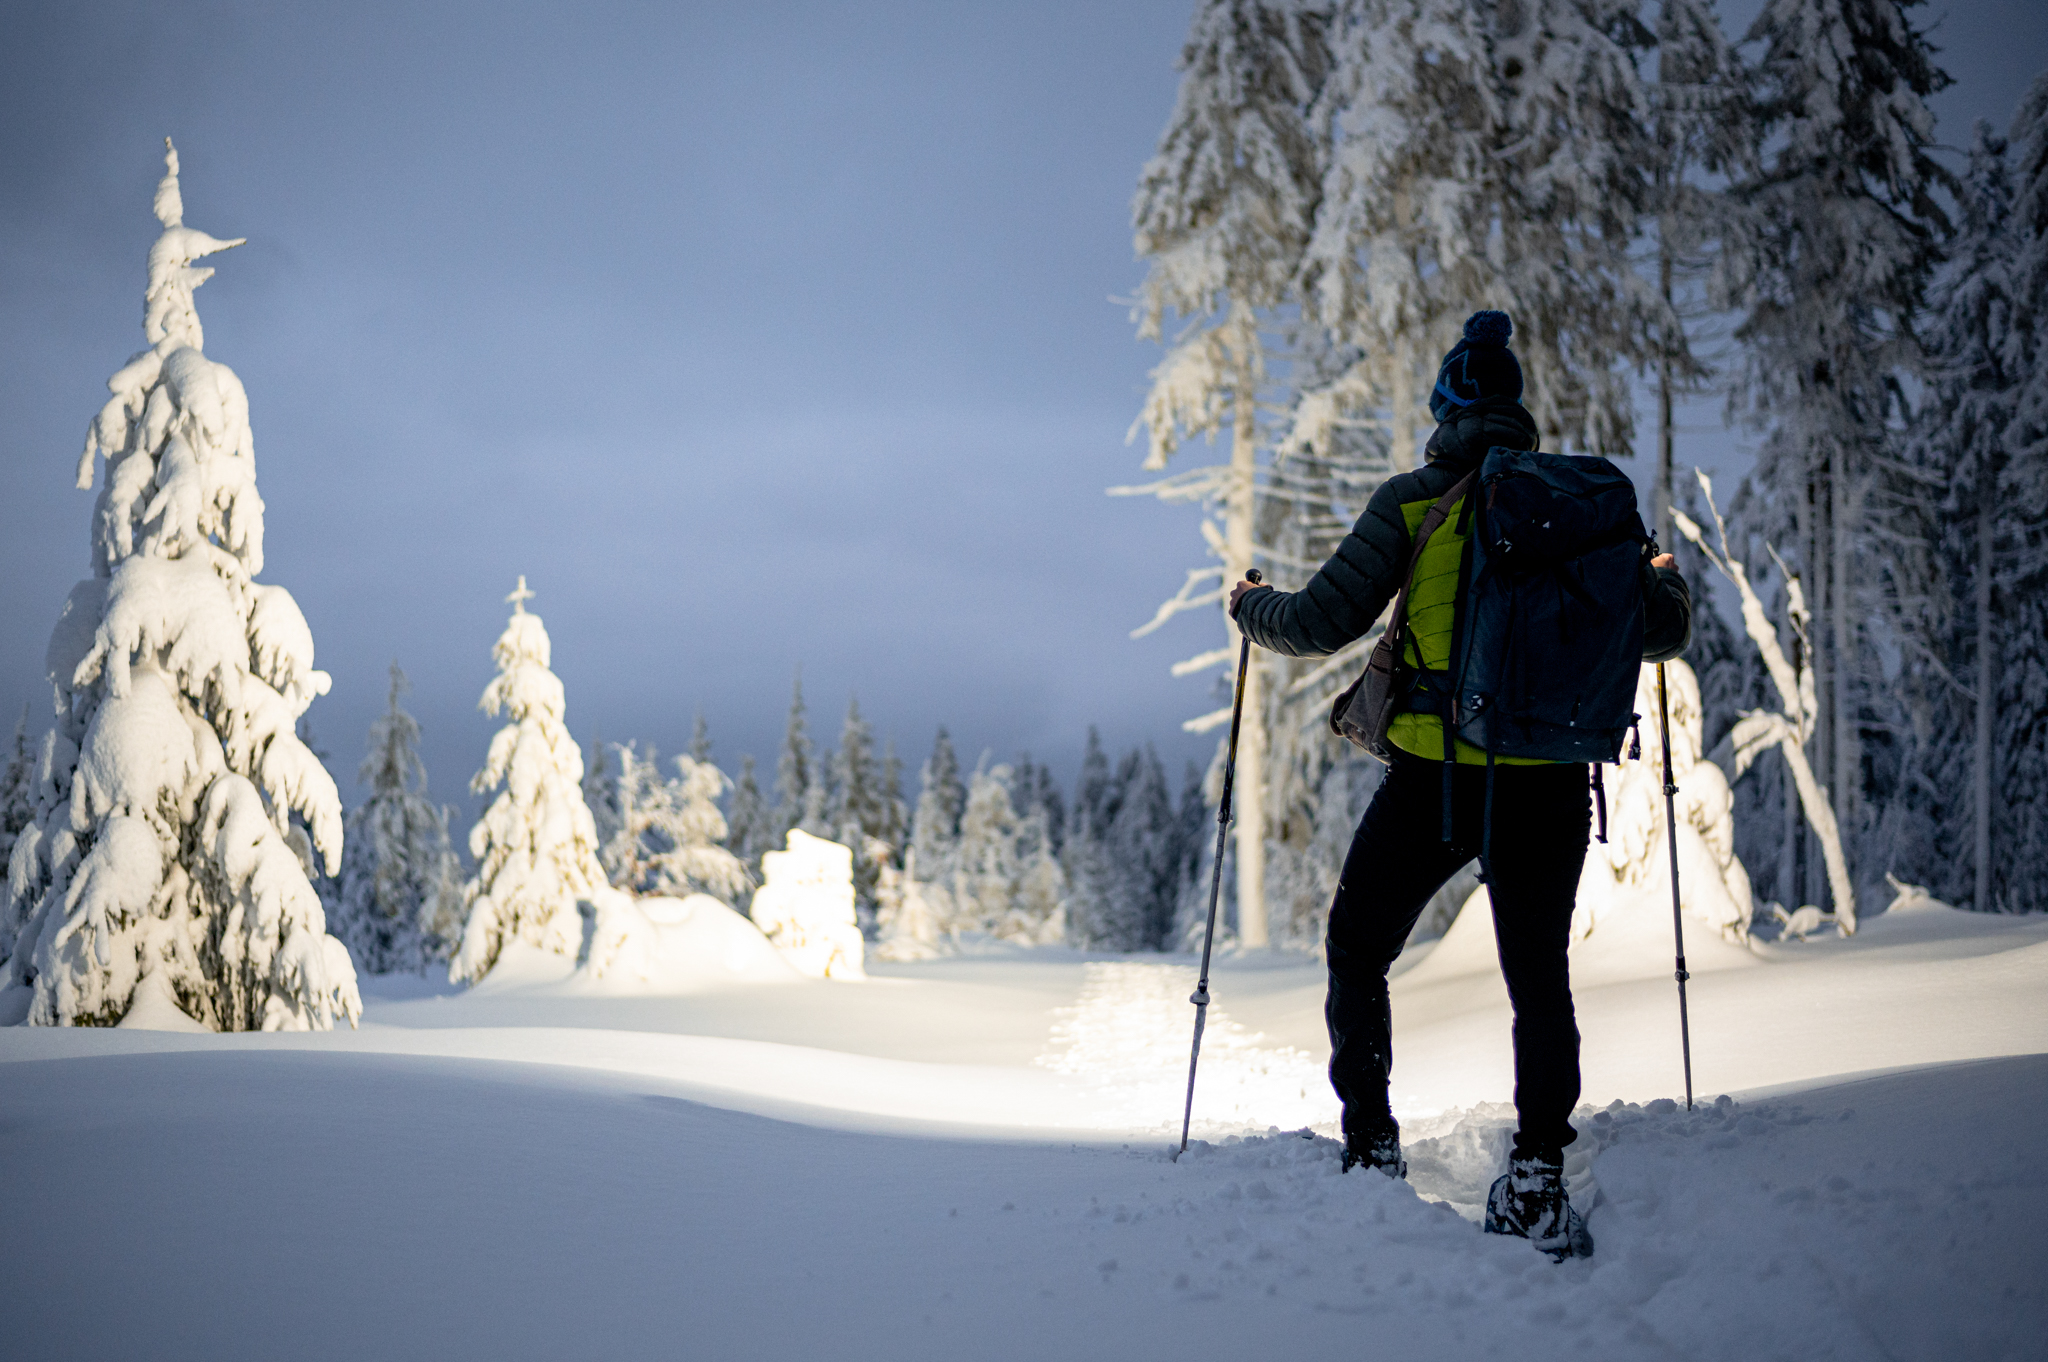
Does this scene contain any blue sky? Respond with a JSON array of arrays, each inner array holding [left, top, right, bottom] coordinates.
[[2, 1, 2041, 817]]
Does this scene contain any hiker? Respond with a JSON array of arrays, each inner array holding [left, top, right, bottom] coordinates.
[[1228, 310, 1691, 1259]]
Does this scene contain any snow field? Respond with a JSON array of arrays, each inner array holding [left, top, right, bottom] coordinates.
[[2, 901, 2043, 1358], [0, 1046, 2036, 1362]]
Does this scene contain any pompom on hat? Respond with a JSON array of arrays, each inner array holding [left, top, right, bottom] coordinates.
[[1429, 309, 1524, 421]]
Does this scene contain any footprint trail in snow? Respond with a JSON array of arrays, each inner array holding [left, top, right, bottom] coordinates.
[[1035, 961, 1336, 1137]]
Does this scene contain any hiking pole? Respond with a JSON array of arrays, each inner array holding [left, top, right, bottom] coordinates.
[[1173, 569, 1261, 1161], [1655, 662, 1695, 1111]]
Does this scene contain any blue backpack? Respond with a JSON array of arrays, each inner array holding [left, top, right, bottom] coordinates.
[[1446, 447, 1650, 765]]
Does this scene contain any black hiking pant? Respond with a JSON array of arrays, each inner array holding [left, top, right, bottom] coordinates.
[[1325, 751, 1591, 1163]]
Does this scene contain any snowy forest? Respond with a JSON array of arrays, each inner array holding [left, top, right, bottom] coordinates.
[[2, 0, 2044, 1032], [4, 2, 2046, 1357]]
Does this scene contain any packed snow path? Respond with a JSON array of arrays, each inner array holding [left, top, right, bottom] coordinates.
[[3, 903, 2044, 1359]]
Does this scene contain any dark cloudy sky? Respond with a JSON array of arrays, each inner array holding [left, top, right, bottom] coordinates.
[[2, 1, 2041, 819]]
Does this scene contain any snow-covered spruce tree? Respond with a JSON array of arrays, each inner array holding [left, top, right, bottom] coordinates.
[[1011, 763, 1067, 942], [1645, 0, 1753, 547], [1168, 760, 1217, 949], [1108, 746, 1177, 950], [0, 709, 34, 873], [724, 753, 771, 881], [451, 578, 609, 982], [1063, 730, 1133, 948], [594, 742, 748, 903], [1720, 0, 1951, 911], [773, 672, 821, 844], [1485, 0, 1666, 457], [879, 740, 909, 864], [652, 754, 751, 903], [598, 741, 663, 889], [1299, 0, 1673, 466], [944, 759, 1022, 940], [1293, 0, 1494, 475], [907, 725, 965, 885], [1997, 74, 2048, 911], [1896, 112, 2047, 913], [582, 734, 622, 855], [829, 696, 891, 920], [1124, 0, 1333, 950], [0, 142, 357, 1029], [332, 665, 464, 973]]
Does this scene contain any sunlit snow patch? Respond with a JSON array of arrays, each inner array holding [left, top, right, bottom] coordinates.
[[751, 831, 867, 979], [1036, 961, 1335, 1136]]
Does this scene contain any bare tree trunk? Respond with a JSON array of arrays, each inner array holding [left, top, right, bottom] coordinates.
[[1830, 448, 1857, 897], [1228, 381, 1267, 949], [1974, 469, 1995, 909], [1807, 467, 1830, 912]]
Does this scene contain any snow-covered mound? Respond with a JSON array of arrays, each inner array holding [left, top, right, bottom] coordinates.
[[1576, 660, 1754, 942], [750, 830, 865, 979], [470, 890, 800, 997]]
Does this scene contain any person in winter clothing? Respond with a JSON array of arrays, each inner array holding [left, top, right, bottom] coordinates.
[[1230, 311, 1691, 1260]]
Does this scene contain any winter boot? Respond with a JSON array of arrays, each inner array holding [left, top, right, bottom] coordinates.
[[1339, 1123, 1406, 1179], [1484, 1155, 1594, 1260]]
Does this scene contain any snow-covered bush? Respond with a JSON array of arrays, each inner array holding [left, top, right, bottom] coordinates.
[[332, 665, 463, 973], [599, 743, 750, 904], [450, 579, 610, 983], [749, 829, 865, 979], [1, 141, 358, 1030], [1576, 661, 1755, 943]]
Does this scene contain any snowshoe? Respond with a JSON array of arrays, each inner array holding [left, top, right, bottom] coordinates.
[[1483, 1155, 1593, 1260], [1339, 1125, 1407, 1179]]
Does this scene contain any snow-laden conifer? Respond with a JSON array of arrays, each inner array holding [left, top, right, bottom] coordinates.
[[829, 697, 891, 917], [1645, 0, 1752, 546], [1295, 0, 1498, 470], [774, 673, 821, 842], [1012, 773, 1067, 943], [1896, 112, 2047, 913], [598, 742, 664, 890], [1108, 747, 1176, 950], [724, 753, 771, 879], [598, 741, 751, 905], [908, 726, 965, 883], [333, 666, 463, 973], [1063, 730, 1125, 948], [451, 579, 609, 983], [1124, 0, 1332, 950], [654, 754, 750, 904], [1, 142, 357, 1029], [1996, 75, 2048, 909], [879, 740, 909, 862], [1721, 0, 1951, 910], [583, 736, 621, 854], [0, 710, 33, 874], [945, 758, 1023, 938]]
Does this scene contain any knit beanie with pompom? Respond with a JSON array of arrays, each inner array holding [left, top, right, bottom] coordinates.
[[1429, 310, 1523, 421]]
